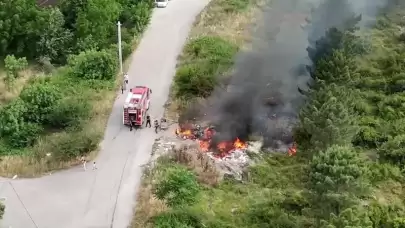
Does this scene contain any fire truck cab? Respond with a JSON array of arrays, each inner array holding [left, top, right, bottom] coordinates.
[[123, 86, 152, 127]]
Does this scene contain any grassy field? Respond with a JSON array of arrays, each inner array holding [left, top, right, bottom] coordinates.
[[0, 38, 139, 177]]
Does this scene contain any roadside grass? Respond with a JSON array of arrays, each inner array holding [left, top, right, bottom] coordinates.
[[0, 38, 139, 177], [165, 0, 260, 121]]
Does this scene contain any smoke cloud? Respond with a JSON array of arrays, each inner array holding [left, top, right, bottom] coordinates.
[[183, 0, 387, 151]]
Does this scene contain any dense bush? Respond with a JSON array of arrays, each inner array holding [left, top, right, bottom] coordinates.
[[7, 122, 43, 148], [0, 99, 27, 137], [174, 36, 238, 98], [47, 130, 101, 161], [4, 55, 28, 90], [46, 98, 91, 129], [20, 83, 61, 123], [153, 165, 200, 207], [151, 210, 204, 228], [309, 145, 367, 194], [68, 50, 118, 80]]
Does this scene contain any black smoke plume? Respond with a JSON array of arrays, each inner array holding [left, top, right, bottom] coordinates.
[[181, 0, 387, 151]]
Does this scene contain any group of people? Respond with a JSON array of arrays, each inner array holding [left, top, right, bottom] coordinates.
[[80, 156, 97, 171], [129, 113, 160, 133]]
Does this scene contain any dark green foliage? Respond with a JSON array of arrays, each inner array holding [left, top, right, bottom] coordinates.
[[75, 0, 121, 50], [1, 0, 153, 62], [378, 135, 405, 166], [151, 210, 204, 228], [309, 145, 367, 194], [7, 122, 43, 148], [0, 99, 27, 137], [49, 130, 100, 161], [218, 0, 250, 13], [68, 49, 118, 80], [0, 98, 44, 148], [36, 8, 74, 64], [20, 82, 61, 123], [0, 0, 43, 58], [246, 203, 301, 228], [298, 85, 358, 152], [319, 207, 373, 228], [174, 63, 218, 98], [46, 98, 91, 129], [174, 36, 238, 99], [153, 165, 200, 207]]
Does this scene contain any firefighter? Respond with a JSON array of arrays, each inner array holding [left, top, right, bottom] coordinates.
[[129, 116, 135, 131], [129, 121, 133, 131], [146, 114, 151, 128], [154, 119, 159, 133]]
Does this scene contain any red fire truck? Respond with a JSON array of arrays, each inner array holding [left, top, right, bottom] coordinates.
[[123, 86, 152, 127]]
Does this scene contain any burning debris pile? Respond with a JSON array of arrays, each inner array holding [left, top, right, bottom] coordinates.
[[175, 122, 296, 160], [176, 123, 248, 158]]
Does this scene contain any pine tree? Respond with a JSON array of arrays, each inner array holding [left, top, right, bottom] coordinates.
[[298, 85, 358, 152]]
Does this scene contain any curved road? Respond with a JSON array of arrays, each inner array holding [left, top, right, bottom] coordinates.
[[0, 0, 209, 227]]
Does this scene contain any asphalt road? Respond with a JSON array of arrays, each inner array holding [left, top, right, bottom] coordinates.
[[0, 0, 209, 227]]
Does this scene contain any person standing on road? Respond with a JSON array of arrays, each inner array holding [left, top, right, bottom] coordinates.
[[92, 161, 97, 170], [146, 114, 151, 127], [154, 119, 159, 133], [130, 120, 134, 131], [124, 73, 129, 84], [81, 156, 87, 171]]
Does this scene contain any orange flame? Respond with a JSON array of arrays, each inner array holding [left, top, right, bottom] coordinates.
[[233, 138, 247, 149], [288, 143, 297, 156], [176, 128, 195, 139], [199, 140, 210, 152]]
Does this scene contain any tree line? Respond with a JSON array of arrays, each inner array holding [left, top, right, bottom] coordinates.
[[0, 0, 153, 158]]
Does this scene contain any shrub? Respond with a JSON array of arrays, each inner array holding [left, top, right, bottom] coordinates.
[[151, 210, 203, 228], [46, 98, 91, 129], [218, 0, 250, 13], [378, 134, 405, 166], [0, 98, 27, 136], [127, 1, 153, 34], [3, 54, 28, 90], [174, 63, 217, 98], [20, 82, 61, 123], [174, 36, 238, 99], [185, 36, 237, 66], [153, 165, 200, 207], [108, 41, 132, 61], [46, 130, 101, 161], [309, 145, 367, 194], [7, 122, 43, 148], [68, 49, 118, 80]]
